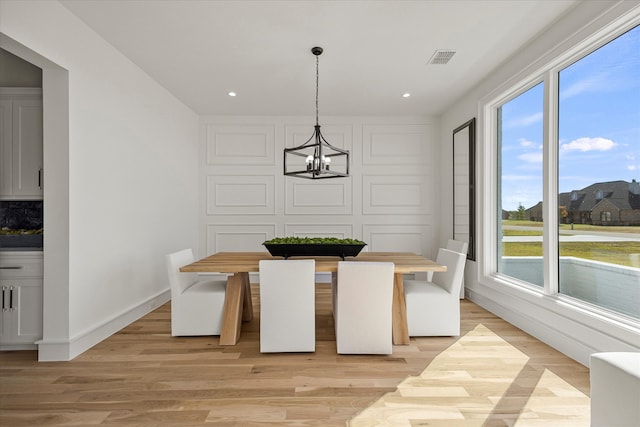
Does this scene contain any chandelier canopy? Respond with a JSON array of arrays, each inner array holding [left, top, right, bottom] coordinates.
[[284, 47, 350, 179]]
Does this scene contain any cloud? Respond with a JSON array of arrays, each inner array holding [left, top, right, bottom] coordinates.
[[559, 73, 609, 100], [504, 112, 543, 128], [502, 174, 540, 181], [626, 155, 639, 171], [560, 137, 617, 152], [518, 152, 543, 163], [519, 138, 535, 147]]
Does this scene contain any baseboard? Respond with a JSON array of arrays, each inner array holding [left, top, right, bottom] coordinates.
[[37, 289, 170, 361], [0, 343, 37, 351], [466, 283, 640, 366]]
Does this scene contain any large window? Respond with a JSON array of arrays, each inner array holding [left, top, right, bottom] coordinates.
[[493, 23, 640, 320], [557, 25, 640, 317], [497, 83, 544, 286]]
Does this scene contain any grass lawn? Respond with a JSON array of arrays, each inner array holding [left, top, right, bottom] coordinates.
[[502, 241, 640, 267], [502, 220, 640, 234], [502, 229, 542, 236]]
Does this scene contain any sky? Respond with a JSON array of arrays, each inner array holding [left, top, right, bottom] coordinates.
[[500, 24, 640, 212]]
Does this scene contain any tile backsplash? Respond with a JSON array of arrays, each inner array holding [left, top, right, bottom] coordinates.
[[0, 200, 43, 230]]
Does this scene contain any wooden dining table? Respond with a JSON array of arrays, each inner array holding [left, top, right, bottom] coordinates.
[[179, 251, 446, 346]]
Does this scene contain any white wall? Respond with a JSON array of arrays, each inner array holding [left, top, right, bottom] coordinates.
[[439, 0, 640, 365], [0, 0, 200, 360], [200, 116, 440, 273]]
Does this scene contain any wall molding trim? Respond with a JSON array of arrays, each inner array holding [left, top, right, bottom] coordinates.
[[36, 290, 170, 361], [200, 116, 439, 257]]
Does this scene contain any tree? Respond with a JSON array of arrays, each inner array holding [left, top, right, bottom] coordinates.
[[559, 205, 568, 223], [512, 203, 527, 220]]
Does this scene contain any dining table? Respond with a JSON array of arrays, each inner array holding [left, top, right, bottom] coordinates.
[[179, 251, 446, 346]]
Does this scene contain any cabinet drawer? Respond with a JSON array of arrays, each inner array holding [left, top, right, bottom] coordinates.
[[0, 253, 43, 279]]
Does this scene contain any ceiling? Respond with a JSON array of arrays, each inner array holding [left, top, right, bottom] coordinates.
[[60, 0, 579, 117]]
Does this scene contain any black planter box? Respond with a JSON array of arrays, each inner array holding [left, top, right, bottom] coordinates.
[[263, 243, 366, 260]]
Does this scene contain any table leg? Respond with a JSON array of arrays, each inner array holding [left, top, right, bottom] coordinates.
[[392, 272, 410, 345], [241, 272, 253, 321], [219, 273, 245, 345]]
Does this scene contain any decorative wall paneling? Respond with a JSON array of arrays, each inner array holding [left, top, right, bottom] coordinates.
[[206, 124, 275, 166], [362, 224, 433, 257], [362, 124, 428, 165], [206, 223, 276, 254], [286, 179, 352, 215], [206, 175, 275, 215], [362, 175, 432, 215], [200, 118, 437, 265]]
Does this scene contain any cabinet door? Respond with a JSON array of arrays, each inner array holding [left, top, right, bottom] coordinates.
[[12, 99, 43, 197], [0, 279, 43, 345], [0, 283, 8, 343], [13, 279, 43, 344], [0, 99, 12, 196]]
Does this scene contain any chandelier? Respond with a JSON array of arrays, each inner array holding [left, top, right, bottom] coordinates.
[[284, 47, 350, 179]]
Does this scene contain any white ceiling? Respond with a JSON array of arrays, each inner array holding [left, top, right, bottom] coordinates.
[[60, 0, 578, 117]]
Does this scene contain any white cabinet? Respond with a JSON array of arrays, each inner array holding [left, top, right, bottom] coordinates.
[[0, 252, 43, 349], [0, 88, 43, 200]]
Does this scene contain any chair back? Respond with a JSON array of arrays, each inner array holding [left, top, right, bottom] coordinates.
[[431, 248, 466, 295], [335, 261, 394, 354], [446, 239, 468, 256], [446, 239, 468, 298], [259, 259, 316, 352], [166, 248, 197, 297]]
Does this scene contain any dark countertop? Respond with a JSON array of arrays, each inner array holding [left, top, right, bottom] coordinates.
[[0, 247, 43, 252]]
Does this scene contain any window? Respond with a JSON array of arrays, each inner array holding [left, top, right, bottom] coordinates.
[[557, 25, 640, 318], [489, 23, 640, 320], [497, 83, 544, 287]]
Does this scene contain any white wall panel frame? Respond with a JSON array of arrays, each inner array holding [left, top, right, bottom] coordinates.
[[362, 124, 429, 165], [206, 175, 275, 215], [206, 124, 275, 165], [206, 223, 276, 254], [362, 224, 432, 257], [362, 175, 432, 215], [285, 179, 352, 215]]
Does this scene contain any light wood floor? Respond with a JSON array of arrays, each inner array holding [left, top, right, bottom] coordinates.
[[0, 283, 590, 426]]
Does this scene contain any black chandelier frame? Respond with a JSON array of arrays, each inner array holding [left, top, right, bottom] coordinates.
[[284, 47, 350, 179]]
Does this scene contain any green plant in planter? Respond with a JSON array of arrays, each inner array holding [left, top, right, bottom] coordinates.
[[263, 236, 365, 245]]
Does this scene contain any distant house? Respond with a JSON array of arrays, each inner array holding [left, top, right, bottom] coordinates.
[[526, 202, 543, 222], [525, 180, 640, 225]]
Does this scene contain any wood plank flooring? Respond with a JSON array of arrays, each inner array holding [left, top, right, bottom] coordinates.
[[0, 283, 590, 426]]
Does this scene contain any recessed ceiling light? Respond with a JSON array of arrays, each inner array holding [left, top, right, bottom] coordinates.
[[402, 93, 411, 98], [228, 91, 237, 97]]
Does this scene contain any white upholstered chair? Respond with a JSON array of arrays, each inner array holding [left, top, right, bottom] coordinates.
[[259, 259, 316, 353], [446, 238, 469, 256], [590, 352, 640, 427], [404, 248, 466, 336], [427, 239, 468, 298], [166, 249, 227, 336], [333, 261, 395, 355]]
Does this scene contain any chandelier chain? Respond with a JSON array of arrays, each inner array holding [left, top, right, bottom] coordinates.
[[315, 54, 319, 126]]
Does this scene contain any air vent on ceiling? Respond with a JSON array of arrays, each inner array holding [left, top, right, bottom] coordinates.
[[428, 49, 456, 65]]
